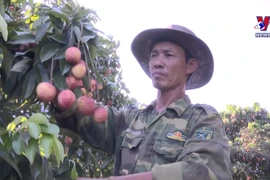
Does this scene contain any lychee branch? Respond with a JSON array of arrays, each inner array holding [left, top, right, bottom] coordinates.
[[77, 22, 83, 49], [50, 58, 55, 83], [82, 43, 100, 101]]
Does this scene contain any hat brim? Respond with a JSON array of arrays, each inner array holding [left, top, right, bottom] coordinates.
[[131, 28, 214, 90]]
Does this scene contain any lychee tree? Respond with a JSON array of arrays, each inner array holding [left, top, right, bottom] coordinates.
[[221, 102, 270, 180], [0, 0, 137, 179]]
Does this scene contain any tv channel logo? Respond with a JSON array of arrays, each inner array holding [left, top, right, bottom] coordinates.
[[254, 16, 270, 38]]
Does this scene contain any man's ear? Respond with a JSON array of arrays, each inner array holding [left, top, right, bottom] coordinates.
[[187, 58, 198, 74]]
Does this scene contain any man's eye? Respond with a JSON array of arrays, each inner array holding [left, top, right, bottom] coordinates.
[[150, 53, 156, 58]]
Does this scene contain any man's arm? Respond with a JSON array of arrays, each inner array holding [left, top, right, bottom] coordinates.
[[55, 104, 131, 153], [150, 104, 232, 180]]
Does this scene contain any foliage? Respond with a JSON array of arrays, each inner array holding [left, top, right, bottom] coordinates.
[[221, 102, 270, 180], [0, 0, 137, 179]]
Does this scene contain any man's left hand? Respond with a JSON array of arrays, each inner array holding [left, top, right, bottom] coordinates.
[[76, 171, 153, 180], [77, 178, 110, 180]]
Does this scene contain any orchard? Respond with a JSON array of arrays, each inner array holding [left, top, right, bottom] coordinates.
[[0, 0, 269, 180]]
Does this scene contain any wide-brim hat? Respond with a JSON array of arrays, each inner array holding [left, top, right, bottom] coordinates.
[[131, 24, 214, 90]]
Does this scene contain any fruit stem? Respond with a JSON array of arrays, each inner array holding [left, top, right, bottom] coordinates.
[[50, 59, 55, 83], [77, 22, 83, 49], [82, 44, 93, 92], [83, 44, 100, 101]]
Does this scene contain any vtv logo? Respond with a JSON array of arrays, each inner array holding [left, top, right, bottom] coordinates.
[[254, 16, 270, 31]]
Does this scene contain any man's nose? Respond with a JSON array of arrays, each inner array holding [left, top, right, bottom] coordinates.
[[152, 56, 164, 69]]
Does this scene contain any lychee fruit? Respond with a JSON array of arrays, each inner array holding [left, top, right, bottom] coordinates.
[[77, 60, 86, 66], [57, 89, 76, 110], [77, 80, 83, 88], [90, 79, 96, 92], [65, 136, 73, 145], [72, 63, 87, 79], [77, 96, 96, 116], [36, 82, 57, 102], [87, 92, 93, 98], [106, 100, 113, 107], [117, 63, 121, 69], [105, 69, 111, 76], [97, 83, 103, 90], [65, 47, 81, 64], [93, 107, 108, 123], [65, 76, 77, 90], [81, 88, 93, 97], [81, 88, 87, 96]]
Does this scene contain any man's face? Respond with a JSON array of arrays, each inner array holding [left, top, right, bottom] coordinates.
[[149, 41, 197, 91]]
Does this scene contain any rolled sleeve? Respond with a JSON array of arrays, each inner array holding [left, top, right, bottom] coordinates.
[[151, 105, 232, 180], [78, 106, 128, 153]]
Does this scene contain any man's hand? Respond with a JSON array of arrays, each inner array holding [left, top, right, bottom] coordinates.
[[76, 172, 153, 180], [77, 178, 109, 180]]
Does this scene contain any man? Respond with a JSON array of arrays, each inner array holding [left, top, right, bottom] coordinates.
[[55, 25, 232, 180]]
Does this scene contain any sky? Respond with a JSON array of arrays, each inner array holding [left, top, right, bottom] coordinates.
[[76, 0, 270, 112]]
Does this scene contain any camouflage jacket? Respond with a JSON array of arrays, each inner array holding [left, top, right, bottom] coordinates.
[[57, 95, 232, 180]]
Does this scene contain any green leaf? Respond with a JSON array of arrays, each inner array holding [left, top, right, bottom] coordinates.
[[101, 156, 113, 170], [7, 116, 27, 132], [35, 64, 49, 83], [35, 22, 51, 42], [71, 162, 78, 180], [81, 35, 95, 43], [50, 8, 69, 23], [12, 132, 26, 155], [40, 43, 59, 62], [73, 25, 81, 42], [0, 127, 7, 145], [90, 45, 97, 60], [75, 9, 93, 19], [21, 69, 36, 100], [59, 59, 72, 75], [29, 155, 42, 180], [75, 162, 84, 177], [27, 121, 41, 139], [73, 87, 83, 98], [9, 59, 31, 73], [40, 123, 60, 136], [0, 0, 4, 17], [53, 67, 67, 90], [116, 40, 120, 48], [54, 46, 67, 60], [32, 16, 47, 30], [7, 33, 35, 44], [39, 133, 53, 158], [0, 149, 23, 179], [24, 138, 38, 165], [0, 45, 14, 79], [0, 14, 8, 41], [33, 42, 44, 65], [48, 35, 67, 44], [82, 72, 90, 92], [28, 113, 49, 125], [37, 157, 53, 180], [18, 131, 31, 145], [68, 25, 76, 46], [52, 136, 64, 167], [83, 23, 94, 31]]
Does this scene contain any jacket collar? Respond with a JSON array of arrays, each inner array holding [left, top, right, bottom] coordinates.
[[143, 95, 191, 117]]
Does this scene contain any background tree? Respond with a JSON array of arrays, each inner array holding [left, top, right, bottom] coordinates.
[[222, 102, 270, 180]]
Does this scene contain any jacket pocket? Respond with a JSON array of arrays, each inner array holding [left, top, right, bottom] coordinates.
[[152, 132, 186, 164], [119, 128, 144, 175]]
